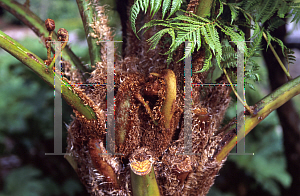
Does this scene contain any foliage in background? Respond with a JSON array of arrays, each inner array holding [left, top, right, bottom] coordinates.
[[217, 58, 292, 195], [230, 115, 291, 196], [0, 38, 84, 195], [0, 0, 122, 194], [0, 4, 87, 196]]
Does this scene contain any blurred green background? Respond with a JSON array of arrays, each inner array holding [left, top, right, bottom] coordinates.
[[0, 0, 299, 196]]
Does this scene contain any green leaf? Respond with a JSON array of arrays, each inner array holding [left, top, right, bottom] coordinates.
[[162, 0, 172, 18], [256, 0, 279, 24], [195, 46, 213, 73], [228, 3, 238, 24], [168, 0, 182, 18], [150, 0, 155, 15], [290, 2, 300, 23], [216, 0, 224, 19], [130, 0, 142, 37], [277, 1, 289, 18], [147, 28, 175, 50], [152, 0, 163, 17], [142, 0, 150, 13]]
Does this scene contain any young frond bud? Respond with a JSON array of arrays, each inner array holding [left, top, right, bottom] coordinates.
[[45, 18, 55, 31], [57, 28, 69, 42]]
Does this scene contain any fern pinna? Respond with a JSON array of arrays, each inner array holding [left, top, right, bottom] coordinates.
[[130, 0, 298, 76]]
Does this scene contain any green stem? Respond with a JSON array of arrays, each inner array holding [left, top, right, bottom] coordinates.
[[216, 75, 300, 162], [0, 0, 89, 79], [0, 30, 97, 120], [195, 0, 214, 18], [131, 167, 160, 196], [263, 32, 292, 80], [76, 0, 102, 66], [223, 68, 253, 115]]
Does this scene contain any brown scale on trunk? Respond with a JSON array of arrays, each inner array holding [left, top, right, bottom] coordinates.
[[65, 1, 234, 195]]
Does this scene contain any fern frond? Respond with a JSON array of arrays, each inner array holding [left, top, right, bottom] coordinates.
[[140, 19, 173, 33], [271, 35, 286, 55], [290, 2, 300, 24], [171, 14, 209, 24], [201, 25, 214, 51], [285, 48, 296, 66], [169, 0, 183, 19], [247, 30, 263, 59], [227, 3, 238, 24], [277, 0, 289, 18], [143, 13, 248, 69], [250, 22, 261, 39], [142, 15, 207, 64], [267, 17, 286, 32], [194, 46, 213, 73], [218, 25, 245, 51], [162, 0, 172, 18], [151, 0, 163, 17], [142, 0, 150, 12], [245, 60, 260, 82], [242, 0, 260, 12], [130, 0, 143, 37], [222, 45, 237, 69], [266, 31, 272, 48], [147, 28, 175, 50], [200, 24, 223, 67], [256, 0, 280, 24], [180, 41, 194, 61], [216, 0, 224, 19], [130, 0, 183, 36]]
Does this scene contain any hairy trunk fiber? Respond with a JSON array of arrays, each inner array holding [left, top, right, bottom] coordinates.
[[66, 1, 233, 195]]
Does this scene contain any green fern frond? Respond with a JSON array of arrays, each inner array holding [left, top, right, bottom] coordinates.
[[277, 0, 289, 18], [147, 28, 175, 50], [290, 2, 300, 24], [169, 0, 183, 19], [200, 24, 223, 67], [142, 12, 249, 69], [201, 25, 214, 51], [150, 0, 163, 17], [265, 31, 272, 49], [217, 0, 224, 19], [218, 25, 245, 51], [162, 0, 172, 18], [194, 46, 213, 73], [142, 0, 150, 12], [241, 0, 260, 12], [142, 15, 207, 64], [222, 45, 237, 69], [130, 0, 183, 37], [130, 0, 143, 37], [250, 22, 261, 39], [245, 60, 260, 82], [227, 3, 238, 24], [244, 58, 260, 90], [271, 35, 286, 54], [256, 0, 280, 24], [284, 48, 296, 66], [265, 30, 288, 58], [267, 17, 286, 32], [139, 19, 173, 33], [181, 41, 194, 60], [247, 30, 263, 59]]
